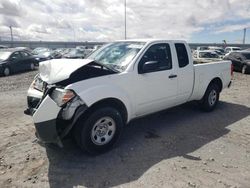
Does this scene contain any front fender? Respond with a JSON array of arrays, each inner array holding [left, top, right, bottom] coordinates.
[[68, 84, 134, 123]]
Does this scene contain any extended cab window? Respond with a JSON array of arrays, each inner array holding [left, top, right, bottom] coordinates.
[[138, 43, 172, 73], [175, 43, 189, 68]]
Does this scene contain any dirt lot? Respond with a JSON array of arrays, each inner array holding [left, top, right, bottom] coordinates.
[[0, 70, 249, 188]]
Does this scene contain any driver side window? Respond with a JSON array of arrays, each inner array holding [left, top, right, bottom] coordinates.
[[138, 43, 172, 73], [10, 52, 21, 61]]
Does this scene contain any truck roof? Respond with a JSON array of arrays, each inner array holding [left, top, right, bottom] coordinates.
[[117, 39, 187, 43]]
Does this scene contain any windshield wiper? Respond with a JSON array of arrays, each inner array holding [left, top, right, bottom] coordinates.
[[93, 60, 120, 73]]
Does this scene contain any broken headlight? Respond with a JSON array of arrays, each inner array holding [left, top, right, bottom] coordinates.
[[50, 88, 76, 107]]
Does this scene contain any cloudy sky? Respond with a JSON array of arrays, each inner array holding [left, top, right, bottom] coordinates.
[[0, 0, 250, 43]]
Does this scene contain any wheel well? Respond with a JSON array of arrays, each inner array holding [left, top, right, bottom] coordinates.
[[209, 77, 223, 92], [84, 98, 128, 123]]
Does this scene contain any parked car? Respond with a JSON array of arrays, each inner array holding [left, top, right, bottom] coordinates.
[[25, 39, 232, 154], [33, 49, 62, 63], [197, 46, 209, 51], [32, 47, 51, 55], [0, 45, 8, 49], [63, 48, 86, 59], [207, 46, 225, 55], [0, 49, 37, 76], [193, 50, 221, 64], [224, 51, 250, 74], [225, 47, 242, 55]]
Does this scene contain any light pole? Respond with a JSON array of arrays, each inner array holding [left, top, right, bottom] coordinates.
[[9, 26, 13, 47], [243, 28, 247, 44], [124, 0, 127, 40]]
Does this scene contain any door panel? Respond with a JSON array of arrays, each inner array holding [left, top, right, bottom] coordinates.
[[20, 51, 32, 70], [9, 52, 22, 72], [174, 43, 194, 104], [134, 43, 178, 116]]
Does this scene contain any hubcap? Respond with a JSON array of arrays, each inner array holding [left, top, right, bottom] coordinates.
[[208, 89, 217, 106], [31, 63, 34, 70], [4, 68, 10, 76], [91, 117, 116, 145]]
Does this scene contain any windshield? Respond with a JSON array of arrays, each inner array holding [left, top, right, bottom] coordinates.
[[199, 52, 219, 58], [232, 48, 241, 51], [0, 51, 12, 61], [87, 42, 145, 72]]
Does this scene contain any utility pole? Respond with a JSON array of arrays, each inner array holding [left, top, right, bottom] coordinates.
[[243, 28, 246, 44], [9, 26, 13, 47], [124, 0, 127, 40]]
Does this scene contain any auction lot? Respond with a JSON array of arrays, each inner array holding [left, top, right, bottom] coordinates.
[[0, 71, 249, 188]]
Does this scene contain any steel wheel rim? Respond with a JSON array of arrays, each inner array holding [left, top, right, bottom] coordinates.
[[4, 68, 10, 76], [208, 89, 217, 106], [91, 117, 116, 145]]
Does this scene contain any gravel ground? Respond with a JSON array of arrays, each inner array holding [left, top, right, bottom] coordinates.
[[0, 71, 249, 188]]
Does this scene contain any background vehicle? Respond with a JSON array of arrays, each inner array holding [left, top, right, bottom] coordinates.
[[196, 46, 209, 51], [0, 49, 37, 76], [26, 39, 232, 154], [0, 45, 8, 49], [193, 50, 222, 64], [224, 51, 250, 74], [225, 46, 242, 55], [63, 48, 86, 59], [207, 46, 225, 55]]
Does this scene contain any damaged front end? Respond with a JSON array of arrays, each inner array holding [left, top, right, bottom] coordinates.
[[31, 86, 87, 147], [25, 59, 118, 146]]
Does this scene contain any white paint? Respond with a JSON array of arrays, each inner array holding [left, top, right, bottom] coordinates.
[[34, 40, 232, 124], [39, 58, 94, 84]]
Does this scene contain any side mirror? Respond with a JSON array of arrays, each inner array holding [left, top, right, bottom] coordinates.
[[141, 61, 159, 74]]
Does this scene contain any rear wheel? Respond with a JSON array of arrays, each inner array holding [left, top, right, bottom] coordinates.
[[242, 65, 247, 74], [3, 67, 10, 76], [200, 83, 220, 112], [74, 107, 124, 155]]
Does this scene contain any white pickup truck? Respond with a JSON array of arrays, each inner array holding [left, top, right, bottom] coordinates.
[[25, 39, 232, 154]]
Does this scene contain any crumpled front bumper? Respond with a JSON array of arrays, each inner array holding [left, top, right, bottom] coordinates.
[[30, 91, 88, 147], [32, 95, 62, 146]]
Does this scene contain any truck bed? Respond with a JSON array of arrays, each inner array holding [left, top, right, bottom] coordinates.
[[189, 60, 232, 101]]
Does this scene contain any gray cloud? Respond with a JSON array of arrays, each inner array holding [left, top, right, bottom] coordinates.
[[0, 0, 23, 17], [0, 0, 249, 41]]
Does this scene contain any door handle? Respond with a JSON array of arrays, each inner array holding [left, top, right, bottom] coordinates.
[[169, 74, 177, 79]]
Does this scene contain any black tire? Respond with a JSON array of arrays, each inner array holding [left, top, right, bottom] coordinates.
[[242, 65, 247, 74], [200, 83, 220, 112], [74, 107, 124, 155], [3, 67, 10, 76]]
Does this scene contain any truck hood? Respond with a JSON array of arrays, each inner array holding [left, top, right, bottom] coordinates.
[[39, 59, 94, 84]]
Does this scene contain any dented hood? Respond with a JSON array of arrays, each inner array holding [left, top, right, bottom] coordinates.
[[39, 59, 94, 84]]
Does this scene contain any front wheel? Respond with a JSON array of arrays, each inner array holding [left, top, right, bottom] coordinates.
[[242, 65, 247, 74], [200, 83, 220, 112], [30, 63, 35, 70], [3, 67, 10, 76], [74, 107, 124, 155]]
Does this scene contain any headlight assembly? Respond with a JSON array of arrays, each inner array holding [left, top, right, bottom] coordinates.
[[50, 88, 76, 107]]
